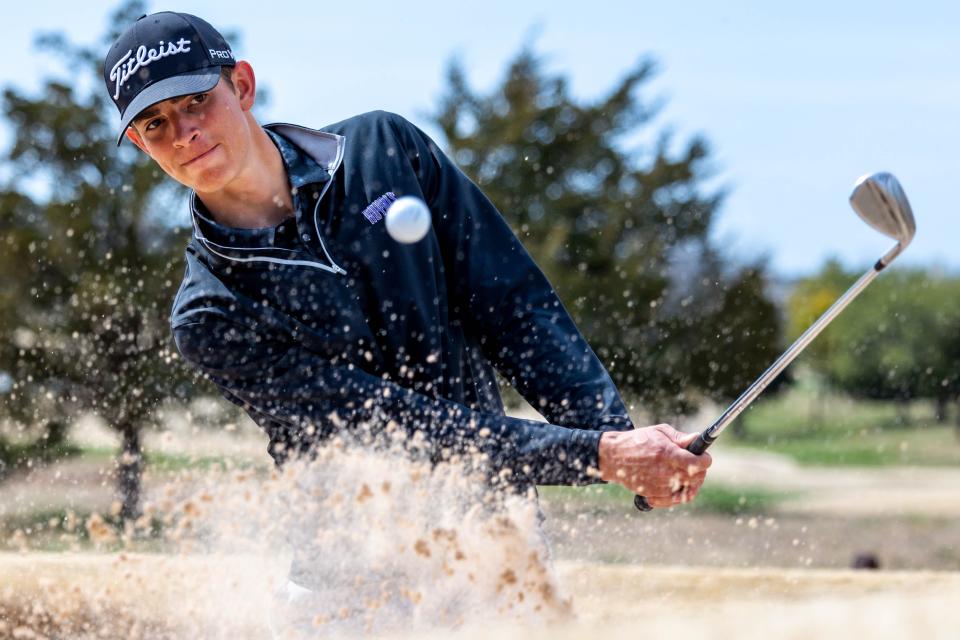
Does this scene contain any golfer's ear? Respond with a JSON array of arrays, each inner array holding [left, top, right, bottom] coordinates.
[[231, 61, 256, 112], [125, 127, 148, 154]]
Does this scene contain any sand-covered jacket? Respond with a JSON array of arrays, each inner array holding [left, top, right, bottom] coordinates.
[[170, 110, 633, 487]]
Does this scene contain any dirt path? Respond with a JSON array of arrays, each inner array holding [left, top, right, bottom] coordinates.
[[708, 445, 960, 516], [0, 457, 118, 520], [541, 505, 960, 570]]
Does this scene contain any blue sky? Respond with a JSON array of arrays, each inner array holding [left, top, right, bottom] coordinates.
[[3, 1, 957, 276]]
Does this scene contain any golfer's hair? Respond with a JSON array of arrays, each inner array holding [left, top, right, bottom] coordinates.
[[220, 66, 235, 90]]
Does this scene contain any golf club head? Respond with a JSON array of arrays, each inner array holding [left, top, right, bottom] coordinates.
[[849, 172, 916, 265]]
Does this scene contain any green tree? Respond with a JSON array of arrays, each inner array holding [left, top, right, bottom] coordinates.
[[796, 265, 960, 428], [786, 259, 851, 364], [689, 264, 784, 401], [432, 48, 783, 415], [0, 1, 198, 518]]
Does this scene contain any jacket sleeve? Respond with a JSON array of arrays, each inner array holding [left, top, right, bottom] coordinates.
[[173, 317, 604, 486], [388, 114, 634, 433]]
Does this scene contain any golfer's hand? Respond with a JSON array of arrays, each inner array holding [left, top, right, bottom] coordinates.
[[598, 425, 712, 508]]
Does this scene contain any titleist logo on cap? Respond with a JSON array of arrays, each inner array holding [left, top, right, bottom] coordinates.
[[110, 39, 194, 100]]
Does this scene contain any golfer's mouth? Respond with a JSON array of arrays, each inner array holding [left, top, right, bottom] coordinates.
[[182, 144, 219, 167]]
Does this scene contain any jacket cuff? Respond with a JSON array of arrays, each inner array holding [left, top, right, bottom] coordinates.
[[565, 427, 605, 485]]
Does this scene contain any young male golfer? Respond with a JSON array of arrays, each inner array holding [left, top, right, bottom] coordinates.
[[103, 10, 711, 611]]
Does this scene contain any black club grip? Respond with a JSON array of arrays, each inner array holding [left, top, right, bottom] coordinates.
[[687, 432, 714, 455], [633, 431, 715, 512]]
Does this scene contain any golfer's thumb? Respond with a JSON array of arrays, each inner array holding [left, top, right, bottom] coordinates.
[[656, 423, 694, 447], [675, 430, 714, 467], [674, 429, 701, 450], [658, 426, 711, 469]]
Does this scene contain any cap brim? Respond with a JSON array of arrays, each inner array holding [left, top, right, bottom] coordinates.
[[116, 69, 221, 146]]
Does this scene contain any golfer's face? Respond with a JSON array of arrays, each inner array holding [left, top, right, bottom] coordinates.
[[127, 77, 250, 193]]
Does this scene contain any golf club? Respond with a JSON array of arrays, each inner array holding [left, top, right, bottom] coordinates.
[[634, 171, 917, 511]]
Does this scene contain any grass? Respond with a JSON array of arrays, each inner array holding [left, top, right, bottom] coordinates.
[[726, 384, 960, 466], [0, 439, 81, 479], [69, 446, 267, 474], [538, 482, 791, 515], [142, 450, 265, 474], [0, 507, 172, 553]]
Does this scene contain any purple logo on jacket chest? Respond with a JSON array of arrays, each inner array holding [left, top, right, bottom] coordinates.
[[361, 192, 397, 224]]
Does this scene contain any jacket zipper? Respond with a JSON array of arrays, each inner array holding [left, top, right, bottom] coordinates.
[[309, 174, 347, 275]]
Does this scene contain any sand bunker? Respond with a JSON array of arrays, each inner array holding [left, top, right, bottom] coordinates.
[[1, 554, 957, 639]]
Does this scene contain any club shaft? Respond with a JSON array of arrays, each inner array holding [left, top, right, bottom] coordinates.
[[701, 260, 884, 442]]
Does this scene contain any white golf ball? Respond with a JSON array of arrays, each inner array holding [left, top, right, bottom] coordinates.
[[385, 196, 431, 244]]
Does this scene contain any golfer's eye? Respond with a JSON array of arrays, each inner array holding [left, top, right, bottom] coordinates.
[[190, 93, 208, 105], [145, 118, 163, 131]]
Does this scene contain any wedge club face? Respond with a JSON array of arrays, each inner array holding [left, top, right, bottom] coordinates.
[[849, 172, 917, 264]]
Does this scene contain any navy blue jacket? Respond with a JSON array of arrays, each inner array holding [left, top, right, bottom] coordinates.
[[170, 111, 633, 488]]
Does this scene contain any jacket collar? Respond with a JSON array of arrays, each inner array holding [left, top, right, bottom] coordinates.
[[266, 122, 345, 176]]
